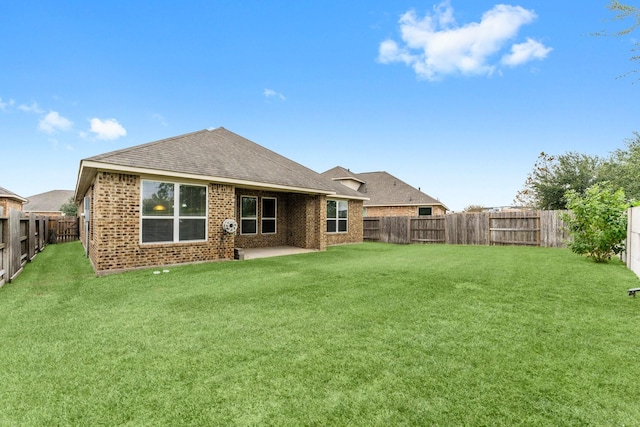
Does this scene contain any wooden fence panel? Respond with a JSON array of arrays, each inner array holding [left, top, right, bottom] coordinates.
[[380, 216, 410, 244], [490, 211, 540, 246], [540, 210, 570, 248], [365, 210, 570, 248], [49, 217, 79, 243], [363, 217, 381, 241], [0, 215, 5, 287], [410, 216, 445, 244]]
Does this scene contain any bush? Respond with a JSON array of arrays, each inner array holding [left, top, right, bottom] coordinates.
[[562, 183, 628, 263]]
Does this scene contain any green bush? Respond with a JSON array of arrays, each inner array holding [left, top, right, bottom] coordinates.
[[562, 183, 628, 262]]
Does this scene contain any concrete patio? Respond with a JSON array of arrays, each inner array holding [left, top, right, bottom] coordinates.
[[238, 246, 317, 260]]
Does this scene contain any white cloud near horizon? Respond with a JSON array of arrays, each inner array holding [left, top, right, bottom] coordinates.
[[89, 117, 126, 140], [378, 1, 552, 80], [264, 88, 286, 101], [38, 111, 73, 133]]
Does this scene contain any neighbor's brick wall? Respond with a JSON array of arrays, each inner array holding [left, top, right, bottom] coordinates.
[[325, 199, 364, 246], [89, 172, 235, 274], [364, 205, 446, 217], [0, 199, 24, 214]]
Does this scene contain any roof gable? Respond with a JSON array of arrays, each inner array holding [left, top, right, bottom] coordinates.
[[322, 168, 447, 209], [24, 190, 74, 212], [76, 128, 368, 202]]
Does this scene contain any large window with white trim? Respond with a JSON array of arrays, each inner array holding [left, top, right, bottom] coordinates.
[[327, 199, 348, 233], [141, 180, 207, 243], [241, 196, 258, 235]]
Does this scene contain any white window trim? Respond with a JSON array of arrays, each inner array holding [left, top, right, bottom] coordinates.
[[240, 195, 258, 235], [261, 197, 277, 235], [327, 199, 349, 234], [140, 180, 208, 244]]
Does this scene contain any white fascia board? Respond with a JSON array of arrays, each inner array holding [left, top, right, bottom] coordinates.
[[79, 160, 337, 196]]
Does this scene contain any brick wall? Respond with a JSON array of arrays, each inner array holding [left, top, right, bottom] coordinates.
[[364, 205, 446, 217], [234, 189, 289, 248], [325, 199, 364, 246], [86, 172, 235, 274], [0, 199, 24, 214]]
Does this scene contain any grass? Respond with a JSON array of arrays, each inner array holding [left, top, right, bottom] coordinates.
[[1, 241, 640, 426]]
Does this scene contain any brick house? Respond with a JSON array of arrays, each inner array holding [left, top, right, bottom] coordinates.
[[74, 128, 367, 275], [322, 166, 448, 217], [0, 186, 27, 215]]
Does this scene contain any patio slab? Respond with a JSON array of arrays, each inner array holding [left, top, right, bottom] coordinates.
[[241, 246, 317, 260]]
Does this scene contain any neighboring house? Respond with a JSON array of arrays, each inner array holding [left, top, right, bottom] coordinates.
[[0, 186, 27, 215], [322, 166, 448, 217], [23, 190, 75, 217], [74, 128, 367, 275]]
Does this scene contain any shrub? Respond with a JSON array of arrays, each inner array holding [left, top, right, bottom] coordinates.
[[562, 183, 628, 263]]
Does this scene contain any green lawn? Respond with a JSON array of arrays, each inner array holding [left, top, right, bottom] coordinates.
[[1, 242, 640, 426]]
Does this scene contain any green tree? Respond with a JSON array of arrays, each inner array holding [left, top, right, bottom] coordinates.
[[594, 1, 640, 80], [598, 132, 640, 200], [515, 151, 602, 210], [59, 197, 78, 217], [562, 183, 628, 263]]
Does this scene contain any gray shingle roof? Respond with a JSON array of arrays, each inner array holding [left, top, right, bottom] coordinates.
[[322, 167, 447, 209], [0, 186, 27, 203], [24, 190, 74, 213], [76, 128, 367, 200]]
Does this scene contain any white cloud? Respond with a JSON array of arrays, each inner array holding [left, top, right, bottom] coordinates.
[[378, 1, 551, 80], [38, 111, 73, 133], [18, 102, 44, 114], [264, 88, 286, 101], [501, 37, 552, 66], [89, 118, 126, 140], [0, 97, 15, 111]]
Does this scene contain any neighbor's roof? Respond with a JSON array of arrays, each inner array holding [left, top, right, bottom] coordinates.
[[322, 167, 448, 210], [0, 186, 27, 203], [24, 190, 74, 213], [76, 128, 367, 201]]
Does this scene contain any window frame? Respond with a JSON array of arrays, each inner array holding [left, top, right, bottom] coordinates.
[[140, 180, 208, 244], [261, 197, 277, 235], [240, 196, 258, 235], [418, 206, 433, 216], [327, 199, 348, 233]]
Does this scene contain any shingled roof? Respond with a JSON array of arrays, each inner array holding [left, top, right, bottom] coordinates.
[[322, 166, 447, 209], [24, 190, 74, 213], [76, 128, 366, 201], [0, 186, 27, 203]]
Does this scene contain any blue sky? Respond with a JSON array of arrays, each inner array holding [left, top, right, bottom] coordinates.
[[1, 1, 637, 211]]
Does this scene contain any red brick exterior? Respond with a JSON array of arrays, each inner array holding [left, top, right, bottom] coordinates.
[[364, 205, 446, 217], [78, 172, 363, 274]]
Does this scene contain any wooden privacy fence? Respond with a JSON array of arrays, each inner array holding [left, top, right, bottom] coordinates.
[[0, 208, 79, 286], [48, 217, 80, 243], [363, 210, 570, 248], [0, 209, 47, 286]]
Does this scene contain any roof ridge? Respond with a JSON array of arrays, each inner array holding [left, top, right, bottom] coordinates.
[[87, 128, 214, 161]]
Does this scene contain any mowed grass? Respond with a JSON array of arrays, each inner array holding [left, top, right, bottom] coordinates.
[[1, 242, 640, 426]]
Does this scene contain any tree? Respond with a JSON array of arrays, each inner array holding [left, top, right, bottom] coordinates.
[[594, 1, 640, 80], [463, 204, 485, 213], [598, 132, 640, 201], [59, 197, 78, 217], [562, 183, 628, 263], [514, 151, 602, 210]]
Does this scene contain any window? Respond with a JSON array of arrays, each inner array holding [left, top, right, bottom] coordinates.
[[141, 181, 207, 243], [418, 206, 432, 216], [262, 197, 277, 234], [327, 200, 348, 233], [241, 196, 257, 235]]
